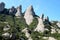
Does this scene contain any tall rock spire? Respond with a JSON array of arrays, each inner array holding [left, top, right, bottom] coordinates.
[[34, 17, 45, 32], [24, 5, 35, 25], [0, 2, 5, 12], [40, 13, 44, 20], [45, 16, 49, 21], [15, 5, 22, 17]]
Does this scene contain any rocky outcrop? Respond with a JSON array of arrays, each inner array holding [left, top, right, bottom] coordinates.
[[15, 5, 22, 17], [3, 24, 10, 31], [22, 28, 32, 40], [51, 28, 56, 34], [40, 13, 44, 20], [57, 22, 60, 28], [0, 2, 5, 12], [24, 5, 35, 25], [9, 6, 16, 15], [44, 16, 49, 21], [34, 17, 45, 32]]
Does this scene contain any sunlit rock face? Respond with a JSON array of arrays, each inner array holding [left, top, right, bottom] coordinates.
[[22, 28, 32, 40], [51, 28, 56, 34], [57, 22, 60, 28], [0, 2, 5, 12], [15, 5, 22, 17], [34, 17, 45, 32], [48, 37, 57, 40], [22, 28, 30, 38], [40, 13, 44, 20], [9, 6, 16, 15], [24, 5, 35, 25], [2, 33, 12, 39], [3, 24, 10, 31]]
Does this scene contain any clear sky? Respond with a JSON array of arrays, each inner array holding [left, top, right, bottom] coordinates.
[[0, 0, 60, 21]]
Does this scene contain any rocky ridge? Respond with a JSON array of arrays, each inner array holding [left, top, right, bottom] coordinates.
[[0, 2, 60, 40]]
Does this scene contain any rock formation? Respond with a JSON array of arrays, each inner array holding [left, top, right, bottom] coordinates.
[[48, 37, 57, 40], [15, 5, 22, 17], [24, 5, 35, 25], [51, 28, 56, 34], [44, 16, 49, 21], [22, 28, 32, 40], [0, 2, 5, 12], [3, 24, 10, 31], [2, 33, 12, 39], [34, 17, 45, 32], [9, 6, 16, 15]]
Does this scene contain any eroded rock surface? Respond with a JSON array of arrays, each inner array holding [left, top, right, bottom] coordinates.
[[0, 2, 5, 12], [24, 5, 35, 25]]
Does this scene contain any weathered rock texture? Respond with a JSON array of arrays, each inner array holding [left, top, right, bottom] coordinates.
[[15, 5, 22, 17], [34, 17, 45, 32], [0, 2, 5, 12], [22, 28, 32, 40], [24, 5, 35, 25], [9, 6, 16, 15], [48, 37, 57, 40]]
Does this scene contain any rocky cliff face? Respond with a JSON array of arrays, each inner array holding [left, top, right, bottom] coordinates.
[[15, 5, 22, 17], [24, 5, 35, 25], [0, 2, 5, 12], [0, 2, 60, 40], [9, 6, 17, 15], [34, 17, 45, 32]]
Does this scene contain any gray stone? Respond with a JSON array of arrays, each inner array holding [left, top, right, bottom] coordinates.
[[22, 28, 32, 40], [15, 5, 22, 17], [2, 33, 12, 39], [40, 13, 44, 20], [34, 17, 45, 32], [57, 22, 60, 28], [9, 6, 16, 15], [48, 37, 57, 40], [3, 24, 10, 31], [24, 5, 35, 25], [0, 2, 5, 12]]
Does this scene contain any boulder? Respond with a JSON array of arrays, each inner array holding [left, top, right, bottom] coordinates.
[[40, 13, 44, 20], [22, 28, 32, 40], [3, 24, 10, 31], [22, 28, 30, 38], [51, 28, 56, 34], [48, 37, 57, 40], [24, 5, 35, 25], [57, 22, 60, 28], [2, 33, 12, 39]]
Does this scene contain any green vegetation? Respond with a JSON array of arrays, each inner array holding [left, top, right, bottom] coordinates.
[[0, 14, 60, 40]]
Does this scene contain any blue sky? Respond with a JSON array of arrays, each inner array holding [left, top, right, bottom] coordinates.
[[0, 0, 60, 21]]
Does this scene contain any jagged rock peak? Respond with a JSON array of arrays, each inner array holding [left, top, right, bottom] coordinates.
[[25, 5, 35, 16], [24, 5, 35, 25], [44, 16, 49, 21], [34, 17, 45, 32], [0, 2, 5, 12], [40, 13, 44, 20], [15, 5, 22, 17], [9, 6, 17, 15]]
